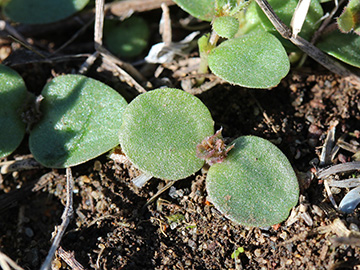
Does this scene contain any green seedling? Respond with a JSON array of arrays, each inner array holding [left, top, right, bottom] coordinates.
[[206, 135, 299, 227], [2, 0, 89, 24], [104, 16, 150, 58], [208, 30, 290, 88], [231, 247, 245, 259], [0, 65, 128, 168], [119, 88, 214, 181], [173, 0, 360, 88], [173, 0, 323, 88], [29, 74, 128, 168], [0, 64, 27, 158]]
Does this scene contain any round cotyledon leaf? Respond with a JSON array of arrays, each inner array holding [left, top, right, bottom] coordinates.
[[213, 16, 240, 39], [119, 88, 214, 181], [208, 31, 290, 88], [29, 74, 128, 168], [3, 0, 89, 24], [206, 136, 299, 227], [104, 16, 150, 58], [172, 0, 215, 22], [0, 64, 27, 158]]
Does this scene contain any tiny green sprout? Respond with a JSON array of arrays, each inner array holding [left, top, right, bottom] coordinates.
[[196, 128, 234, 165], [231, 247, 245, 259], [206, 135, 299, 227], [119, 88, 214, 181], [213, 16, 239, 39], [166, 213, 185, 223]]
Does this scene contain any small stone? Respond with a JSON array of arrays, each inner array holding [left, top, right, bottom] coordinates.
[[25, 227, 34, 238], [188, 239, 197, 250], [254, 249, 262, 257], [349, 223, 360, 232]]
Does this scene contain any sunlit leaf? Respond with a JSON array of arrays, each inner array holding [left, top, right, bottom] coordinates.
[[29, 74, 128, 168], [208, 31, 290, 88], [206, 136, 299, 227], [119, 88, 214, 181], [172, 0, 215, 21], [213, 16, 239, 39]]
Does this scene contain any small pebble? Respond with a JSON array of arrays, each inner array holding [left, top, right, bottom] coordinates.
[[25, 227, 34, 238], [349, 223, 360, 232], [279, 231, 287, 240], [188, 239, 197, 249], [254, 249, 262, 257], [94, 160, 102, 171]]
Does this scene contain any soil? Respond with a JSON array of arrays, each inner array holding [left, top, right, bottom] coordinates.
[[1, 2, 360, 270]]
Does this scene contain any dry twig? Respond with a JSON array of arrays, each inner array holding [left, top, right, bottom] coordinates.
[[40, 168, 74, 270], [0, 251, 24, 270], [106, 0, 175, 17], [317, 161, 360, 179], [87, 0, 148, 93], [58, 246, 86, 270]]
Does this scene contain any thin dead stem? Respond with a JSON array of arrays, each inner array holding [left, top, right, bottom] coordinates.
[[0, 251, 24, 270], [40, 168, 74, 270], [58, 246, 86, 270], [86, 0, 149, 93]]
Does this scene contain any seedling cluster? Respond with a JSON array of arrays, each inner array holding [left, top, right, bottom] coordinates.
[[0, 64, 299, 227], [174, 0, 360, 88], [5, 0, 360, 227]]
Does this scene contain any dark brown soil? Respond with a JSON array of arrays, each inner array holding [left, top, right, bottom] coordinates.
[[1, 2, 360, 270]]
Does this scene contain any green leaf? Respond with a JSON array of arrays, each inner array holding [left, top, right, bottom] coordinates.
[[337, 0, 360, 35], [206, 136, 299, 227], [119, 88, 214, 181], [213, 16, 239, 39], [0, 65, 27, 158], [208, 31, 290, 88], [29, 74, 128, 168], [3, 0, 89, 24], [231, 247, 245, 259], [104, 16, 150, 58], [172, 0, 215, 21], [244, 0, 323, 48], [316, 29, 360, 68]]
